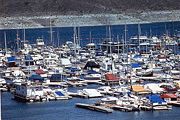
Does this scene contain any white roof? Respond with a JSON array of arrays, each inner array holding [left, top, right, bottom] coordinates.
[[131, 36, 148, 40], [83, 89, 102, 97], [60, 58, 71, 66], [86, 43, 96, 47], [144, 83, 164, 93]]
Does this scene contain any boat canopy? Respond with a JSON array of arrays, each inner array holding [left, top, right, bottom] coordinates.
[[105, 73, 119, 81], [55, 91, 65, 96], [7, 56, 16, 62], [25, 54, 33, 61], [50, 74, 64, 82], [144, 83, 164, 93], [68, 67, 80, 72], [161, 93, 177, 99], [84, 61, 100, 69], [83, 89, 102, 97], [147, 94, 165, 104], [133, 54, 142, 59], [131, 85, 149, 93], [87, 70, 100, 74], [35, 69, 45, 75], [95, 51, 104, 56], [29, 74, 44, 81], [65, 67, 80, 75], [60, 58, 71, 66], [131, 63, 142, 68]]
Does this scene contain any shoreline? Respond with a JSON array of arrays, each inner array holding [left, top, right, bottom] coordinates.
[[0, 10, 180, 29]]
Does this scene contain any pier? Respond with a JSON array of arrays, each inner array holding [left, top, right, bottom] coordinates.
[[76, 103, 113, 113]]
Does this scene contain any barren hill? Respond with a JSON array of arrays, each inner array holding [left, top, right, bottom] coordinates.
[[0, 0, 180, 17]]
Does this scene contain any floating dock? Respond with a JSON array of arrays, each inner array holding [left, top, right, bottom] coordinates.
[[76, 103, 113, 113]]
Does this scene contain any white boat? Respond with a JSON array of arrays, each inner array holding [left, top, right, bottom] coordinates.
[[12, 69, 26, 78], [0, 78, 6, 85], [144, 83, 164, 93], [86, 43, 96, 51], [136, 68, 153, 77], [53, 88, 71, 100], [147, 94, 171, 110], [101, 57, 118, 73], [116, 95, 140, 111], [112, 86, 130, 95], [101, 96, 118, 103], [77, 89, 103, 98], [83, 71, 102, 80], [36, 38, 45, 47], [0, 78, 7, 92], [97, 86, 112, 94]]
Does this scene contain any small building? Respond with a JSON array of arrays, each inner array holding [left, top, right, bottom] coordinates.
[[14, 83, 45, 102]]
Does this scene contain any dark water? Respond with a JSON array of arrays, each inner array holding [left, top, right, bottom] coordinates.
[[0, 21, 180, 49], [2, 92, 180, 120]]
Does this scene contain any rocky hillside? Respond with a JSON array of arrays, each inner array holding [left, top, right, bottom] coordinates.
[[0, 0, 180, 17]]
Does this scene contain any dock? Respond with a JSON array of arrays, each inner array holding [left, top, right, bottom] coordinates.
[[112, 105, 134, 112], [101, 103, 137, 112], [68, 92, 88, 98], [75, 103, 113, 113], [82, 80, 105, 85]]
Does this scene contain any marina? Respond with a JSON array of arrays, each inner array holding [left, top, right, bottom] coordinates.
[[1, 21, 180, 120]]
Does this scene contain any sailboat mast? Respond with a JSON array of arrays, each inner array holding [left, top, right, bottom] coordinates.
[[78, 27, 80, 47], [138, 23, 141, 52], [117, 35, 120, 57], [89, 31, 92, 43], [150, 27, 152, 37], [50, 18, 53, 46], [124, 23, 127, 53], [4, 32, 7, 54], [57, 29, 60, 47], [73, 27, 77, 57], [165, 23, 168, 35], [123, 35, 125, 55], [23, 29, 26, 48], [16, 30, 20, 52], [109, 25, 112, 54]]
